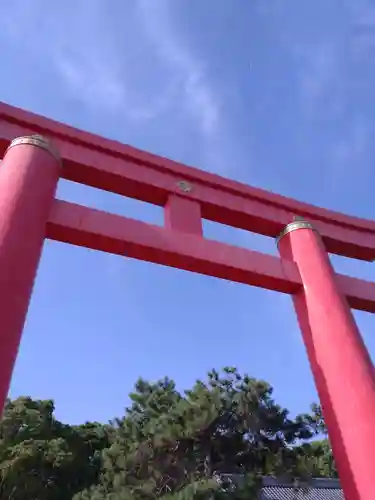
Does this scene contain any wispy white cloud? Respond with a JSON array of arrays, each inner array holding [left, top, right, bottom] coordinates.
[[0, 1, 178, 123], [0, 0, 231, 169], [270, 0, 375, 190], [283, 0, 375, 118], [288, 38, 371, 184], [135, 0, 222, 140], [132, 0, 248, 177], [291, 40, 344, 117], [53, 51, 179, 123], [330, 119, 369, 167]]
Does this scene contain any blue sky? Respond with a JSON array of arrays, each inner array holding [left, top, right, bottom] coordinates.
[[1, 0, 375, 424]]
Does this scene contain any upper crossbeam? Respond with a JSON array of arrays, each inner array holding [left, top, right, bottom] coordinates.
[[1, 102, 375, 261], [1, 101, 375, 313]]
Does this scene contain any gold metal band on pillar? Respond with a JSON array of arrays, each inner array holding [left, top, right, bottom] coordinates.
[[276, 216, 316, 246], [6, 135, 61, 164]]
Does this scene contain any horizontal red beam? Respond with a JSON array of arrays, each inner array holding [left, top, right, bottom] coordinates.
[[47, 200, 375, 314], [1, 102, 375, 261]]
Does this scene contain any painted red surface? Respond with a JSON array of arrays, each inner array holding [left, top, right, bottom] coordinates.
[[1, 102, 375, 261], [0, 138, 60, 412], [164, 195, 203, 236], [47, 199, 375, 312], [278, 228, 375, 500], [0, 101, 374, 499]]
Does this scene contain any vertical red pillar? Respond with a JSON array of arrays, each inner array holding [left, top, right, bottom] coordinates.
[[277, 219, 375, 500], [0, 135, 61, 411]]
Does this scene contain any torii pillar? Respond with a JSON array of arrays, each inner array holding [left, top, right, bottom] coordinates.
[[278, 219, 375, 500], [0, 135, 61, 409]]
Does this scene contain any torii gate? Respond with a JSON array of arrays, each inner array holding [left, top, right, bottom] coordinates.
[[0, 102, 374, 499]]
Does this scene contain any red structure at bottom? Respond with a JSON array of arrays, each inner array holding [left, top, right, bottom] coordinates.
[[278, 223, 375, 499], [0, 102, 374, 499]]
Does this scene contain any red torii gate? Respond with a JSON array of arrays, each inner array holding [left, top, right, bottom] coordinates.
[[0, 102, 374, 499]]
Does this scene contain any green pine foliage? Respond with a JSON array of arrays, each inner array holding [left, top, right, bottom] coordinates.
[[0, 368, 336, 499]]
